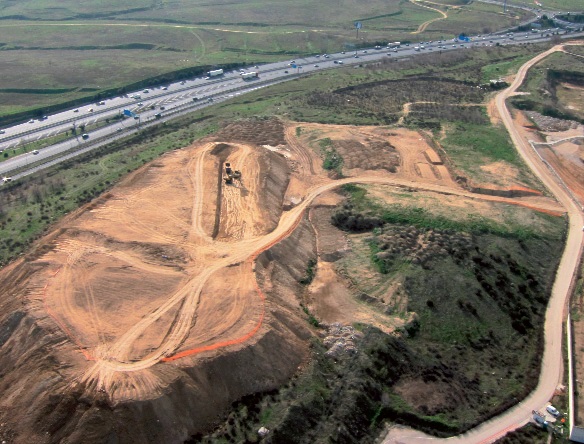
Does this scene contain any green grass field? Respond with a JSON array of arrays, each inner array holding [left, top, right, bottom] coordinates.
[[0, 0, 533, 121]]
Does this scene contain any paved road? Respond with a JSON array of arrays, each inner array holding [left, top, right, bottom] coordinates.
[[1, 29, 583, 179], [383, 43, 584, 444]]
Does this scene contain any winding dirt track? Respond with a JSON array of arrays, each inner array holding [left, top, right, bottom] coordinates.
[[409, 0, 448, 34], [384, 43, 584, 444]]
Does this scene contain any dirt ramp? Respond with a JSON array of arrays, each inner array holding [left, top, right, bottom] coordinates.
[[216, 146, 289, 240]]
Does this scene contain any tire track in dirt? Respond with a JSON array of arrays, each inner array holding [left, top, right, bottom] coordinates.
[[409, 0, 447, 34], [285, 126, 316, 175], [211, 151, 224, 239]]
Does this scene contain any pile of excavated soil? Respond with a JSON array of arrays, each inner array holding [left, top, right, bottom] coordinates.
[[0, 137, 306, 443], [214, 117, 286, 146]]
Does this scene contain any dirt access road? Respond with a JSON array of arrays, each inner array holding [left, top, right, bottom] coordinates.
[[383, 43, 584, 444]]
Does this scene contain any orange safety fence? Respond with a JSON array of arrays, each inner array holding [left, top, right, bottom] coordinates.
[[161, 209, 306, 362]]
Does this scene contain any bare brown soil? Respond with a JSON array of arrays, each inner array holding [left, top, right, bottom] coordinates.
[[0, 120, 565, 443]]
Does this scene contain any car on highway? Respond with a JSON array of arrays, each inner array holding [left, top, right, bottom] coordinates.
[[0, 130, 5, 134], [32, 150, 39, 155], [546, 405, 560, 417], [162, 86, 168, 90], [28, 119, 34, 123], [2, 177, 12, 183], [314, 64, 319, 67], [82, 133, 89, 140], [117, 127, 123, 132], [87, 108, 93, 112], [284, 70, 289, 73], [73, 109, 79, 113]]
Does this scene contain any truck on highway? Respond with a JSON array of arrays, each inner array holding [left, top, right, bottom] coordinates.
[[389, 42, 401, 47], [206, 69, 224, 77], [241, 72, 258, 80]]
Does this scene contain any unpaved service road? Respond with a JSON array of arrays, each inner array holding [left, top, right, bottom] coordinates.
[[384, 43, 584, 444]]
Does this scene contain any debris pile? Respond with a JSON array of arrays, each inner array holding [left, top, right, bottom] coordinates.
[[321, 323, 363, 358], [525, 111, 579, 132]]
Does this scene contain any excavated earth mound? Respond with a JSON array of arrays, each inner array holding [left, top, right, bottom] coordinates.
[[0, 121, 566, 443]]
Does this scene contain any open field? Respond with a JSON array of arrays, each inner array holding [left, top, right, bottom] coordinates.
[[0, 114, 567, 442], [0, 0, 532, 120]]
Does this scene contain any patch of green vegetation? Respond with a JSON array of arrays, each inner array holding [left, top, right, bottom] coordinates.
[[443, 122, 518, 164], [440, 122, 542, 189], [334, 185, 549, 240], [481, 55, 532, 83], [301, 304, 320, 328], [533, 0, 583, 11], [317, 137, 343, 173], [299, 258, 317, 285]]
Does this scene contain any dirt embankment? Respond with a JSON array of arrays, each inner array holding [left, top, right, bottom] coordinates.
[[0, 283, 307, 444]]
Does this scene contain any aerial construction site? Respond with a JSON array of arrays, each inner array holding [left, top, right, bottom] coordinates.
[[0, 117, 568, 442]]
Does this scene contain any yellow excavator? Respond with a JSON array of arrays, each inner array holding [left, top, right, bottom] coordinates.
[[224, 162, 241, 184]]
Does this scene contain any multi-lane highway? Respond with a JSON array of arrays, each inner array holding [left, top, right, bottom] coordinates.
[[0, 28, 582, 179]]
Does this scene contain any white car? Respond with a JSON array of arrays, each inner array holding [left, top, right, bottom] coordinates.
[[0, 130, 5, 134], [28, 119, 34, 123], [546, 405, 560, 417]]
